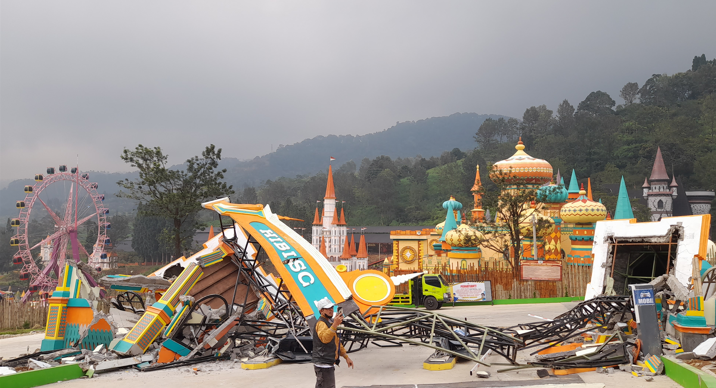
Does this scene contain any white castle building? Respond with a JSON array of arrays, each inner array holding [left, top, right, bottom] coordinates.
[[311, 164, 368, 271]]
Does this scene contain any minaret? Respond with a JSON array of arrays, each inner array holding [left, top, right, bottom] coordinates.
[[470, 165, 485, 222], [614, 176, 635, 220]]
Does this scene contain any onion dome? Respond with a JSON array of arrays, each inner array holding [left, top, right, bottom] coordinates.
[[435, 221, 445, 234], [445, 225, 482, 247], [490, 138, 553, 186], [537, 182, 568, 203], [518, 208, 555, 238], [560, 184, 608, 224]]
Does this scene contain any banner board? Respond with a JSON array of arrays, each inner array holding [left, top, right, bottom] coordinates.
[[450, 281, 492, 302]]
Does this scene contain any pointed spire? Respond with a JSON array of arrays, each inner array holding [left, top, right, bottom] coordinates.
[[614, 176, 635, 220], [339, 207, 347, 225], [331, 208, 340, 225], [340, 237, 352, 259], [349, 233, 357, 256], [357, 234, 368, 258], [650, 146, 670, 181], [642, 177, 650, 188], [312, 207, 321, 225], [208, 226, 215, 241], [471, 165, 482, 192], [568, 169, 579, 193], [670, 175, 678, 187], [319, 236, 327, 257], [556, 169, 562, 186], [324, 165, 336, 199], [587, 178, 593, 201]]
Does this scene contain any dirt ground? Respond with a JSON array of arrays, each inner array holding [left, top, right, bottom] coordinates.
[[0, 303, 681, 388]]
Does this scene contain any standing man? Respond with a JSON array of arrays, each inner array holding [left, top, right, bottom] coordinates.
[[312, 298, 354, 388]]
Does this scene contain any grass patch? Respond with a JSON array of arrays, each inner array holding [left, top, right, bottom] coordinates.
[[0, 327, 44, 336]]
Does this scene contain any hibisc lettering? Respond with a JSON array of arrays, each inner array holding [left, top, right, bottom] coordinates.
[[259, 228, 314, 287]]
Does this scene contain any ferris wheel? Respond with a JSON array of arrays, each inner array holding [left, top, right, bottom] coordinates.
[[10, 165, 110, 298]]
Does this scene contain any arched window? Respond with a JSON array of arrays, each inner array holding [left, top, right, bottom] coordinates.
[[657, 200, 664, 210]]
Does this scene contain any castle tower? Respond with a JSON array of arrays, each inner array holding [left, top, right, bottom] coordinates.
[[356, 233, 368, 271], [560, 184, 607, 265], [311, 206, 322, 248], [311, 163, 347, 264], [643, 147, 676, 221]]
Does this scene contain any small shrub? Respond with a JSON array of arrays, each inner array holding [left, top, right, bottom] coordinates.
[[22, 321, 30, 329]]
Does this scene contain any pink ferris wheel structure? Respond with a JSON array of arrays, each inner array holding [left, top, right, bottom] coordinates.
[[10, 165, 110, 300]]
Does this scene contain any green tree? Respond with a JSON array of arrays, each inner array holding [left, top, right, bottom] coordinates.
[[106, 214, 133, 247], [117, 144, 234, 258], [131, 203, 172, 263], [620, 82, 639, 105], [474, 168, 557, 273]]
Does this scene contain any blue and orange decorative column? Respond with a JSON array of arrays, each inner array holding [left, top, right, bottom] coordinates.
[[559, 184, 607, 266], [42, 263, 103, 351], [111, 262, 204, 355]]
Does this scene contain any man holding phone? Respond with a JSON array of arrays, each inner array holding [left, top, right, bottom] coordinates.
[[312, 297, 354, 388]]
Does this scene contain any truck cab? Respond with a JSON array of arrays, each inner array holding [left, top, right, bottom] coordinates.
[[391, 274, 450, 310]]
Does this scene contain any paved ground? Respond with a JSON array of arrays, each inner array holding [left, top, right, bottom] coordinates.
[[0, 303, 681, 388]]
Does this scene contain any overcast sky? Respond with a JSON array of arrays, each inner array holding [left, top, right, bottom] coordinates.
[[1, 1, 715, 186]]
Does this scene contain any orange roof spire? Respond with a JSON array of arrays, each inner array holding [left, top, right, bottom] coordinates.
[[340, 237, 352, 259], [319, 236, 327, 257], [587, 178, 593, 201], [312, 207, 320, 225], [339, 207, 347, 225], [331, 208, 340, 225], [324, 165, 336, 199], [349, 233, 357, 256], [357, 234, 368, 258], [207, 226, 215, 241]]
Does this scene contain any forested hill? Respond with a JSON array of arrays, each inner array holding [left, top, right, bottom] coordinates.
[[238, 55, 716, 233], [223, 113, 503, 187]]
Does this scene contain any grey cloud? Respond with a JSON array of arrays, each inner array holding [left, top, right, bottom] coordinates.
[[2, 1, 715, 183]]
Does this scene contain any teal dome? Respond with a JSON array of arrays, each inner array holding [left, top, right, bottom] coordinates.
[[537, 183, 568, 203]]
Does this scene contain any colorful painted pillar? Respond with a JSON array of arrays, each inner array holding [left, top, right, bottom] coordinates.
[[559, 184, 607, 266], [111, 262, 204, 355], [521, 237, 545, 260], [41, 264, 78, 351]]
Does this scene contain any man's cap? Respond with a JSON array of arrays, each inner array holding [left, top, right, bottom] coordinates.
[[314, 297, 335, 310]]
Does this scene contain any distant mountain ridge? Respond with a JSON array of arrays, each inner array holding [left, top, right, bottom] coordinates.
[[224, 112, 504, 186], [0, 112, 503, 218]]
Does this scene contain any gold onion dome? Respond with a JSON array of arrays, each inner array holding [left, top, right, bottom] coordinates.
[[445, 225, 482, 247], [435, 221, 445, 233], [518, 207, 556, 238], [490, 138, 553, 185], [560, 185, 607, 224]]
